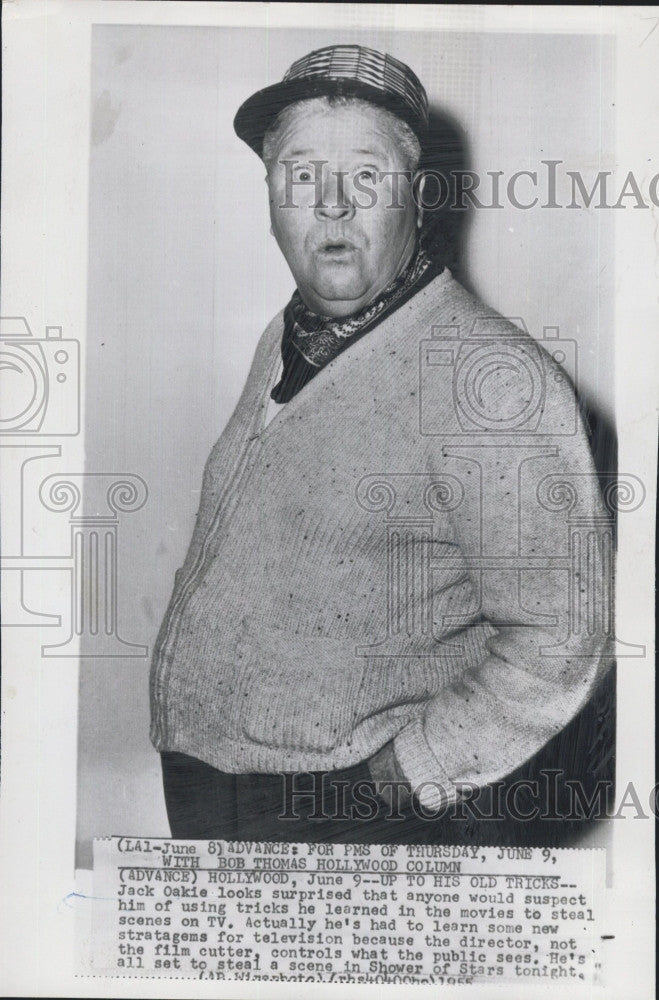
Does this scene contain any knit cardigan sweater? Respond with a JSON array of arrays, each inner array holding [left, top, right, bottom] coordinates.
[[150, 269, 611, 807]]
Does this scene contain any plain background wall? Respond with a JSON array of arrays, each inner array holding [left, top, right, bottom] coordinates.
[[78, 25, 615, 865]]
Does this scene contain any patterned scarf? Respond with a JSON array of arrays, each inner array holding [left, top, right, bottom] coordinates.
[[271, 245, 441, 404]]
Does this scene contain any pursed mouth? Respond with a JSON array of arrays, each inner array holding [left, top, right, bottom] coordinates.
[[316, 239, 358, 256]]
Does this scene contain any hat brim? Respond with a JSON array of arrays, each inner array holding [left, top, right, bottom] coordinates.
[[233, 76, 427, 158]]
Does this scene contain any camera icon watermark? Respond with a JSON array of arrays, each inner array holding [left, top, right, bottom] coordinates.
[[419, 318, 577, 437], [0, 316, 80, 436]]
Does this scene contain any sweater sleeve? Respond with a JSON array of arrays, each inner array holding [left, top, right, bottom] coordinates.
[[393, 341, 613, 810]]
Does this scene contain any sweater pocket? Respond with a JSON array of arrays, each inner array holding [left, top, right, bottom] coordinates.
[[239, 634, 365, 754]]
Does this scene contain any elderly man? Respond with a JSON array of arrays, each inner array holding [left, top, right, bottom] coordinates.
[[150, 45, 612, 844]]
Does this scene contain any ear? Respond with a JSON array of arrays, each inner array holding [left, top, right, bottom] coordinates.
[[265, 173, 274, 234], [415, 172, 427, 229]]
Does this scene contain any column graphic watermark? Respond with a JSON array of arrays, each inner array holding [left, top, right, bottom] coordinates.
[[38, 473, 149, 658], [0, 315, 149, 658]]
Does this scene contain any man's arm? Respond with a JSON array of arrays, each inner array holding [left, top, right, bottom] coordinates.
[[389, 344, 613, 810]]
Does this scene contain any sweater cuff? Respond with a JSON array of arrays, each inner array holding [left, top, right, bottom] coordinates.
[[394, 719, 458, 810]]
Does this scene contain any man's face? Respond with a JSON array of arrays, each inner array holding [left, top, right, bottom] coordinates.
[[266, 102, 420, 318]]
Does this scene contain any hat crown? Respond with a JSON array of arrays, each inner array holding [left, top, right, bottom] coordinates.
[[233, 43, 429, 157], [283, 44, 429, 128]]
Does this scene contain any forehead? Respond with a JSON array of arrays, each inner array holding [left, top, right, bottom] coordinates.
[[272, 100, 402, 158]]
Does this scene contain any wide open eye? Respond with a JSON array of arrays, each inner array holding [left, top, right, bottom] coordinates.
[[292, 163, 315, 182], [354, 167, 378, 184]]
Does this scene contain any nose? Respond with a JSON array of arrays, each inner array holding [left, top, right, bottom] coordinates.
[[314, 169, 356, 221]]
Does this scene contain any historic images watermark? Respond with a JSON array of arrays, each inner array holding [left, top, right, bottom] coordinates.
[[355, 315, 644, 664], [275, 160, 658, 212], [277, 770, 658, 824], [0, 315, 150, 657]]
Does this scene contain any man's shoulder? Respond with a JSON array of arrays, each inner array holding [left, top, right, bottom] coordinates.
[[399, 269, 530, 344], [399, 272, 581, 439], [404, 270, 571, 378]]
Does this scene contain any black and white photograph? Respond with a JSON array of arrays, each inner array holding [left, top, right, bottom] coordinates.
[[0, 3, 656, 997]]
